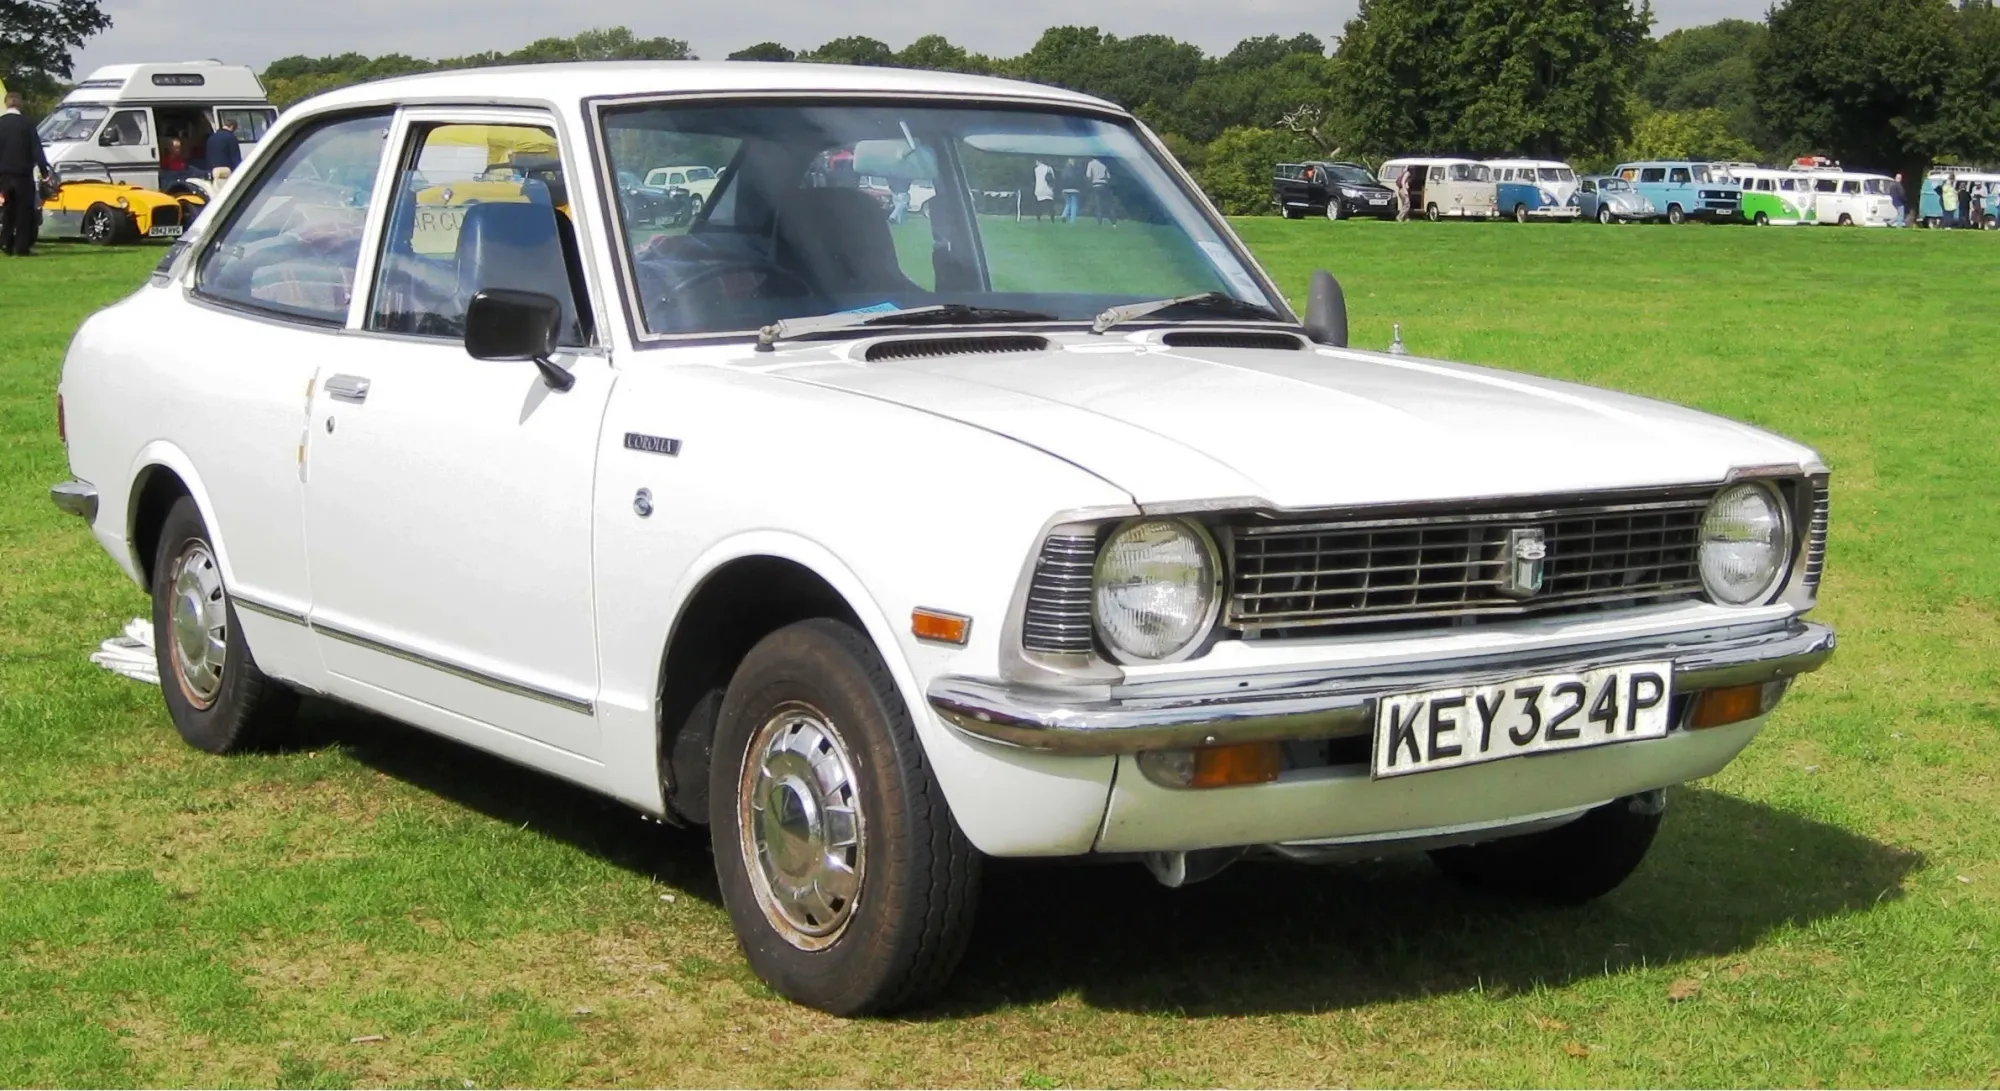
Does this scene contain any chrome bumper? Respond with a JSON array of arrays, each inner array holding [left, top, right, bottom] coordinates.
[[929, 620, 1834, 755], [49, 480, 99, 522]]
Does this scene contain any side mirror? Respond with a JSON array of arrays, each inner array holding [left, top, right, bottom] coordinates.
[[100, 129, 123, 147], [465, 288, 574, 392], [1303, 268, 1348, 348]]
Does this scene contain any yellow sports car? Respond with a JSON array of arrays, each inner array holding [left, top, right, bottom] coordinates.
[[41, 164, 206, 245]]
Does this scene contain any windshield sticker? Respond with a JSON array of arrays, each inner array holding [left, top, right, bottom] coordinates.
[[837, 301, 901, 316]]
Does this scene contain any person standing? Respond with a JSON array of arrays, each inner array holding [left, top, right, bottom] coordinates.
[[1394, 167, 1412, 222], [1939, 174, 1959, 228], [0, 92, 52, 256], [1031, 159, 1055, 221], [1890, 172, 1907, 228], [205, 118, 242, 182], [1085, 156, 1115, 224], [1058, 158, 1082, 223]]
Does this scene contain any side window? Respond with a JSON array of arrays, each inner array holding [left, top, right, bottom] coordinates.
[[1668, 168, 1691, 183], [668, 171, 686, 185], [1619, 168, 1638, 181], [1815, 179, 1836, 193], [216, 108, 277, 144], [368, 121, 589, 346], [197, 113, 391, 325], [1640, 168, 1665, 183], [102, 109, 149, 148], [1449, 164, 1474, 182], [1427, 165, 1444, 183], [1579, 179, 1595, 194], [1841, 180, 1860, 194]]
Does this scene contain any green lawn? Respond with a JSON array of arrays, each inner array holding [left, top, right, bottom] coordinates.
[[3, 222, 1997, 1087]]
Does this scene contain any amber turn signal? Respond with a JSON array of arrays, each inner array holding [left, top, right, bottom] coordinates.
[[1691, 683, 1765, 729], [910, 607, 971, 645], [1188, 742, 1284, 788]]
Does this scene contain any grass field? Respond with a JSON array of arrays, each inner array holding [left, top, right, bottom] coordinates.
[[3, 221, 1998, 1087]]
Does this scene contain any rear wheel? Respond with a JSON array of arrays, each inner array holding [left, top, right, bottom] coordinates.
[[1513, 203, 1529, 224], [1280, 205, 1301, 220], [150, 497, 298, 754], [1666, 203, 1686, 226], [1425, 202, 1440, 222], [710, 619, 981, 1015], [1430, 791, 1665, 904]]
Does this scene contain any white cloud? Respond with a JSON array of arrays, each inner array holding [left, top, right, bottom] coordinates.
[[73, 0, 1761, 76]]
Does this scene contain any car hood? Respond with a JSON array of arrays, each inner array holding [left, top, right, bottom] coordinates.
[[764, 337, 1818, 508]]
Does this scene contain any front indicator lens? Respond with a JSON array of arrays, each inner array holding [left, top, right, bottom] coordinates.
[[1138, 743, 1282, 788], [1700, 482, 1787, 605], [1093, 518, 1218, 662]]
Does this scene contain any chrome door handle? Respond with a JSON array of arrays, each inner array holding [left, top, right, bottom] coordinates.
[[325, 374, 370, 403]]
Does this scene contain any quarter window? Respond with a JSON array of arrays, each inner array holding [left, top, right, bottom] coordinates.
[[1640, 168, 1665, 183], [197, 112, 391, 325], [1668, 168, 1691, 183], [215, 108, 278, 144], [368, 121, 590, 346], [102, 109, 149, 148]]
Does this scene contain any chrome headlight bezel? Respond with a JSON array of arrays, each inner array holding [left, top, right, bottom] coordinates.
[[1091, 517, 1224, 665], [1699, 480, 1792, 606]]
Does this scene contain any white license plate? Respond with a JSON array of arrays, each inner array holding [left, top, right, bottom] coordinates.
[[147, 225, 182, 238], [1373, 662, 1673, 778], [1369, 197, 1390, 204]]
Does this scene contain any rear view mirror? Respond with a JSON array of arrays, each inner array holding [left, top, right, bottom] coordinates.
[[851, 139, 939, 181], [100, 129, 122, 147], [465, 288, 574, 391]]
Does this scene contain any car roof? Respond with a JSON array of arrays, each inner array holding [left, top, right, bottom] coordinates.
[[295, 61, 1119, 114]]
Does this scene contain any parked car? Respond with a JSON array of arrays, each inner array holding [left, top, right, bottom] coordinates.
[[38, 161, 204, 244], [1573, 174, 1658, 224], [1379, 156, 1499, 220], [1611, 160, 1743, 224], [643, 163, 719, 216], [1272, 160, 1397, 220], [1485, 159, 1580, 222], [615, 169, 695, 227], [1725, 167, 1817, 226], [53, 62, 1835, 1017]]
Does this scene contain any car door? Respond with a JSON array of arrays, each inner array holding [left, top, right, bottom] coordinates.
[[301, 108, 611, 760], [1578, 178, 1598, 219], [176, 110, 398, 684], [98, 107, 158, 189]]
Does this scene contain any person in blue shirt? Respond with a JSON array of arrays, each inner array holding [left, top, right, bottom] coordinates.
[[204, 119, 242, 179]]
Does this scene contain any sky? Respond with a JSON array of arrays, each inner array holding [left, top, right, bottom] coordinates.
[[71, 0, 1765, 75]]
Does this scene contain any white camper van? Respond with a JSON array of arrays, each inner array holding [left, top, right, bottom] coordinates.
[[1379, 157, 1499, 220], [36, 62, 277, 196]]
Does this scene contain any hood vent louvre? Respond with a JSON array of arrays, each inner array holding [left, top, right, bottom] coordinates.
[[865, 335, 1049, 362], [1160, 330, 1307, 351]]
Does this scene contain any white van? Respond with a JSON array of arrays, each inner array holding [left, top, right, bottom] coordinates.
[[1485, 158, 1580, 218], [1379, 157, 1498, 221], [1792, 168, 1897, 227], [36, 62, 277, 196]]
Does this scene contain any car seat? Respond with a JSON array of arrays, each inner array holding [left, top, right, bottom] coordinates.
[[773, 187, 918, 299], [454, 201, 585, 344]]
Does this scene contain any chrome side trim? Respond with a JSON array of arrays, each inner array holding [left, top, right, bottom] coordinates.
[[231, 594, 309, 627], [311, 618, 595, 716], [929, 619, 1833, 755], [49, 480, 99, 522]]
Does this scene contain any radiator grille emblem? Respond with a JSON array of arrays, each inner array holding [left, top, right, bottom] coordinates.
[[1500, 527, 1547, 598]]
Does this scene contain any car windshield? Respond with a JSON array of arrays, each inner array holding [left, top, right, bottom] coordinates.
[[38, 105, 107, 142], [1325, 163, 1375, 185], [600, 102, 1274, 337]]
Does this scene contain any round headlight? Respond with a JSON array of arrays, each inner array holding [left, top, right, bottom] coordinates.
[[115, 196, 129, 209], [1093, 518, 1219, 662], [1699, 483, 1788, 605]]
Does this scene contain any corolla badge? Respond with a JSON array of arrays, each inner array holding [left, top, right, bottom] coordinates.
[[1500, 527, 1548, 598]]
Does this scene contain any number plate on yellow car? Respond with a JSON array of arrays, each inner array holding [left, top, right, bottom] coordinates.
[[147, 225, 182, 237], [1373, 662, 1673, 778]]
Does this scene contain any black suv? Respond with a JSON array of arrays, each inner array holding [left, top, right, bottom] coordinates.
[[1273, 161, 1397, 220]]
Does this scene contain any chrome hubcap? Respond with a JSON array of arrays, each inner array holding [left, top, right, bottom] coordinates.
[[168, 542, 227, 707], [739, 703, 864, 950]]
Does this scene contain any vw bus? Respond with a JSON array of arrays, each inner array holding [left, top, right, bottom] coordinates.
[[1378, 157, 1498, 220], [1793, 169, 1896, 227], [1611, 160, 1741, 224], [1727, 167, 1817, 226], [1916, 169, 2000, 227], [1484, 159, 1580, 221], [36, 62, 278, 198]]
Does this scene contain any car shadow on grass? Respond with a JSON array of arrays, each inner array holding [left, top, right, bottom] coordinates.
[[299, 700, 1919, 1018]]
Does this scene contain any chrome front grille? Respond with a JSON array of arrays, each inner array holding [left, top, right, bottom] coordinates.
[[1022, 533, 1096, 654], [1227, 494, 1710, 633], [1804, 478, 1829, 594]]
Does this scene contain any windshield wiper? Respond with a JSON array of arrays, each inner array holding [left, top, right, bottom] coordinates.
[[757, 303, 1057, 351], [1091, 292, 1282, 334]]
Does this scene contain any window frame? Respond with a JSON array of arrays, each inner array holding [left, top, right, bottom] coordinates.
[[583, 89, 1295, 349], [357, 105, 599, 348], [189, 107, 398, 330]]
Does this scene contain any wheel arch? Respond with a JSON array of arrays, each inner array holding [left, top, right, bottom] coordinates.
[[126, 443, 226, 588]]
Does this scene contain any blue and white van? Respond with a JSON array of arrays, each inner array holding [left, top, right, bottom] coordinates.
[[1485, 159, 1580, 221], [1610, 160, 1742, 224]]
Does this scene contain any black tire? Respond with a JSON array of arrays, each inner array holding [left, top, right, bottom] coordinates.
[[81, 203, 123, 245], [1837, 213, 1853, 226], [710, 619, 980, 1015], [1429, 791, 1665, 905], [1755, 211, 1770, 226], [1425, 202, 1441, 222], [150, 496, 298, 754], [1666, 203, 1686, 226], [1326, 200, 1346, 221], [1596, 206, 1613, 225], [1513, 203, 1529, 224], [1280, 205, 1301, 220]]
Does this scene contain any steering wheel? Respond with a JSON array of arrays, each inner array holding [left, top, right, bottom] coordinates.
[[653, 260, 816, 330]]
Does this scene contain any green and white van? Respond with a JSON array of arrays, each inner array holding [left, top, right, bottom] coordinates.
[[1727, 167, 1816, 226]]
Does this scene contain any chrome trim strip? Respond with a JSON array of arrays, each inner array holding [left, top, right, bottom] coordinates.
[[311, 618, 595, 716], [231, 594, 309, 627], [49, 480, 99, 522], [930, 619, 1833, 755]]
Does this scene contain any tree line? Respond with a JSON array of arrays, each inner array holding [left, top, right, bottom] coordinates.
[[8, 0, 2000, 213]]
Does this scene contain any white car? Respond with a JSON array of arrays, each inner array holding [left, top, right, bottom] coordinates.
[[51, 62, 1835, 1016]]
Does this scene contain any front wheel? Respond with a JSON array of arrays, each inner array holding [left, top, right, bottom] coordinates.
[[1429, 791, 1664, 904], [1666, 203, 1686, 226], [81, 203, 125, 245], [1755, 211, 1770, 226], [150, 497, 298, 753], [1513, 203, 1529, 224], [711, 619, 981, 1015], [1325, 200, 1345, 221], [1425, 202, 1440, 222], [1837, 213, 1853, 226], [1596, 206, 1613, 225]]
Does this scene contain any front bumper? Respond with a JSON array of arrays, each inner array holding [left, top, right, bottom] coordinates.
[[928, 619, 1833, 755], [50, 480, 98, 522]]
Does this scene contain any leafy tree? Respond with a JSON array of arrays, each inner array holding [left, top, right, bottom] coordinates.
[[1333, 0, 1651, 159], [1936, 0, 2000, 164], [1176, 40, 1335, 145], [1014, 27, 1205, 129], [800, 36, 896, 67], [729, 42, 796, 62], [0, 0, 111, 101], [895, 34, 992, 74], [1637, 19, 1767, 154], [502, 27, 692, 63], [263, 27, 694, 107], [1193, 126, 1317, 214], [1616, 106, 1760, 161]]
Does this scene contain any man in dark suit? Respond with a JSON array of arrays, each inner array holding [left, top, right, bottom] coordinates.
[[204, 118, 242, 180], [0, 92, 53, 256]]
